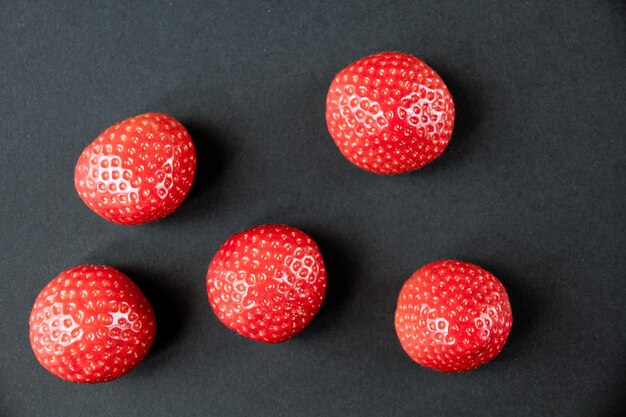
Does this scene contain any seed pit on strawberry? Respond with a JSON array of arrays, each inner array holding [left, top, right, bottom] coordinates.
[[206, 225, 327, 343]]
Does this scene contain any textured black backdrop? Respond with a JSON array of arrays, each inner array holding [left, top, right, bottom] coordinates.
[[1, 1, 625, 416]]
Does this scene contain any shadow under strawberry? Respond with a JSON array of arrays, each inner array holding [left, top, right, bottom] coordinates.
[[477, 261, 550, 365], [117, 267, 192, 361], [163, 119, 236, 221], [295, 228, 361, 340], [410, 60, 486, 176], [597, 368, 626, 417]]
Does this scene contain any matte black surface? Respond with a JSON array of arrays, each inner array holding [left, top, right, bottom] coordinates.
[[1, 1, 625, 416]]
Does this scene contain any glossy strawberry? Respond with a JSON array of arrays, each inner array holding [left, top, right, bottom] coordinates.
[[29, 265, 156, 383], [206, 225, 327, 343], [74, 113, 196, 225], [395, 260, 512, 372], [326, 52, 455, 174]]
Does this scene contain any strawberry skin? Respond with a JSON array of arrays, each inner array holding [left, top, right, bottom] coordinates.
[[395, 260, 512, 372], [326, 52, 455, 174], [29, 265, 156, 383], [74, 113, 196, 225], [206, 225, 327, 343]]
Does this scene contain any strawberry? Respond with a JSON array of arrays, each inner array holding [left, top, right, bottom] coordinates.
[[74, 113, 196, 225], [394, 260, 512, 372], [29, 265, 156, 383], [326, 52, 455, 174], [206, 225, 327, 343]]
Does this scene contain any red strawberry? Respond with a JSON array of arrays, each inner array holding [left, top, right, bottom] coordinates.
[[326, 52, 455, 174], [74, 113, 196, 225], [29, 265, 156, 383], [206, 225, 327, 343], [395, 260, 512, 372]]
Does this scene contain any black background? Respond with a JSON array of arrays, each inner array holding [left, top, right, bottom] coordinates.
[[1, 1, 625, 416]]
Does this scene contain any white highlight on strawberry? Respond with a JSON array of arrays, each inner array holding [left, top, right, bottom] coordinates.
[[89, 154, 139, 196], [107, 302, 142, 340], [397, 86, 447, 133], [338, 84, 388, 134], [41, 302, 83, 347], [419, 304, 455, 345], [155, 153, 176, 199]]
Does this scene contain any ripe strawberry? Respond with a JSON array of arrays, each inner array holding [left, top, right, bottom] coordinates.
[[29, 265, 156, 383], [395, 260, 512, 372], [326, 52, 455, 174], [74, 113, 196, 225], [206, 225, 327, 343]]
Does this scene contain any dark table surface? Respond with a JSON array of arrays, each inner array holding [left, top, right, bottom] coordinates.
[[1, 1, 625, 416]]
